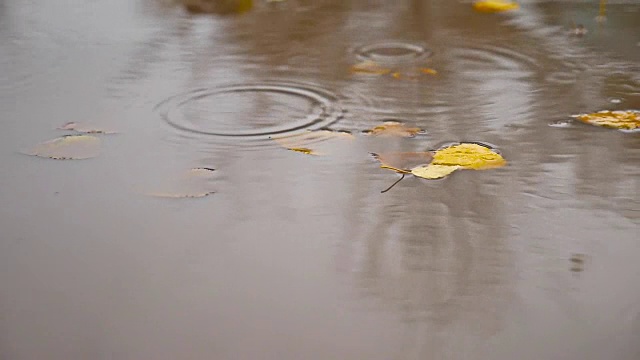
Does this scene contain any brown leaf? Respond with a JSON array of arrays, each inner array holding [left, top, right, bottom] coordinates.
[[273, 130, 354, 155], [363, 121, 423, 137]]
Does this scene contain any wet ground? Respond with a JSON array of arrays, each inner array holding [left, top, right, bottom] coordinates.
[[1, 0, 639, 359]]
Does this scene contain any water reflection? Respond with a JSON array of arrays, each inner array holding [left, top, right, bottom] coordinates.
[[342, 173, 514, 358]]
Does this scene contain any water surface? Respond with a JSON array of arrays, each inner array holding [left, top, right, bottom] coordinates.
[[1, 1, 639, 359]]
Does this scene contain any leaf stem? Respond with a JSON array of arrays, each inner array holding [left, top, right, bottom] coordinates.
[[381, 174, 405, 193]]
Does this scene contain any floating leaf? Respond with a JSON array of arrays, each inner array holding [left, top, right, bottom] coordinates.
[[23, 135, 101, 160], [58, 122, 117, 134], [432, 143, 506, 170], [375, 143, 505, 182], [411, 164, 460, 179], [273, 130, 354, 155], [149, 167, 217, 199], [572, 110, 640, 131], [350, 60, 392, 75], [472, 0, 519, 13], [372, 152, 433, 174], [288, 147, 314, 155], [363, 121, 423, 137]]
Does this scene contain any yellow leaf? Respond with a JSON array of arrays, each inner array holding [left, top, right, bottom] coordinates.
[[350, 60, 392, 75], [432, 143, 506, 170], [289, 147, 315, 155], [473, 0, 519, 13], [573, 110, 640, 131], [411, 164, 460, 179], [23, 135, 101, 160], [363, 121, 423, 137], [273, 130, 353, 155], [372, 152, 433, 174]]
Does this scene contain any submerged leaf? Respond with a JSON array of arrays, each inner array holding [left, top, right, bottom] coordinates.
[[573, 110, 640, 131], [363, 121, 423, 137], [149, 167, 217, 199], [420, 68, 438, 75], [273, 130, 354, 155], [411, 164, 460, 179], [58, 122, 117, 134], [372, 152, 433, 174], [150, 191, 215, 199], [23, 135, 101, 160], [432, 143, 506, 170], [391, 68, 438, 80], [473, 0, 519, 13], [350, 60, 392, 75], [182, 0, 253, 14]]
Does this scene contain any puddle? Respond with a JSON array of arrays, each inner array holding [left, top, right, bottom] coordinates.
[[2, 0, 639, 359]]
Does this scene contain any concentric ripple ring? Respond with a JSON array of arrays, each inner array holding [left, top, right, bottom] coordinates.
[[354, 42, 432, 62], [156, 83, 344, 137]]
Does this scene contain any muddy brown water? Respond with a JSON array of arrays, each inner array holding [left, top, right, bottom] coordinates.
[[1, 1, 639, 359]]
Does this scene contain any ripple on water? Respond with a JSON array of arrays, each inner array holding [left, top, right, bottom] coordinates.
[[449, 44, 539, 77], [353, 41, 432, 64], [343, 43, 542, 133], [156, 82, 345, 148], [437, 44, 540, 132]]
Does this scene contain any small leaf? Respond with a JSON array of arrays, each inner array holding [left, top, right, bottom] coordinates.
[[411, 164, 460, 179], [372, 152, 434, 174], [273, 130, 354, 155], [58, 122, 117, 134], [23, 135, 101, 160], [148, 167, 217, 199], [573, 110, 639, 131], [189, 167, 216, 176], [363, 121, 423, 137], [432, 143, 506, 170], [472, 0, 519, 13], [350, 60, 392, 75]]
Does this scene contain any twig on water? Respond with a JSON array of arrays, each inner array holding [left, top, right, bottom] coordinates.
[[381, 174, 405, 193]]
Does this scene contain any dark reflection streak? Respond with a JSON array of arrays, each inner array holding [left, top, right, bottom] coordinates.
[[353, 172, 513, 359]]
